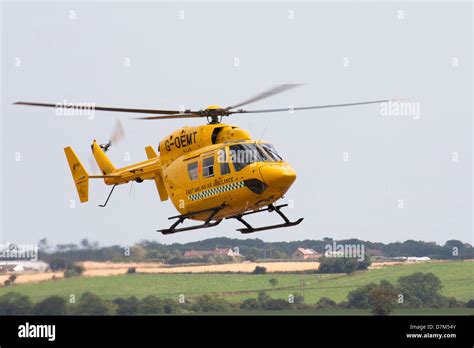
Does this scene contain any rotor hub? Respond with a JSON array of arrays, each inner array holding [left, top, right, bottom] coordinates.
[[205, 104, 223, 110]]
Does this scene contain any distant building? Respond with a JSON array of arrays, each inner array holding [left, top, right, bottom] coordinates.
[[323, 251, 344, 258], [292, 248, 321, 260], [0, 264, 17, 273], [0, 261, 49, 273], [184, 248, 241, 259], [407, 256, 431, 262], [381, 256, 432, 262], [366, 248, 384, 257], [13, 265, 25, 272], [213, 248, 240, 258], [184, 250, 213, 258]]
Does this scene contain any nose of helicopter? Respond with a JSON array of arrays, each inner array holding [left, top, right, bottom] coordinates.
[[259, 164, 297, 189]]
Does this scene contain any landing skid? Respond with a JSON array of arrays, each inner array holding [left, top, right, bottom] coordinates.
[[227, 204, 304, 234], [157, 204, 225, 235]]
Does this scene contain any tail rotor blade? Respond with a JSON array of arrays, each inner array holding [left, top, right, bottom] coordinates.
[[110, 119, 125, 145], [88, 155, 100, 175]]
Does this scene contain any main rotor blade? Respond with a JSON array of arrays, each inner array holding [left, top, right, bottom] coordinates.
[[234, 99, 390, 114], [14, 102, 184, 115], [227, 83, 303, 110], [133, 114, 204, 120]]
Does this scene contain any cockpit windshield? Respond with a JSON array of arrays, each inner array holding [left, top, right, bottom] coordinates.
[[229, 143, 268, 171], [260, 143, 283, 161]]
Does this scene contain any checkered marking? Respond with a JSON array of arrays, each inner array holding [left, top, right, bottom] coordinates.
[[188, 181, 245, 201]]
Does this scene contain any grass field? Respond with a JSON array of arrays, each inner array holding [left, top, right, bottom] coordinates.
[[0, 261, 472, 305], [184, 308, 474, 315]]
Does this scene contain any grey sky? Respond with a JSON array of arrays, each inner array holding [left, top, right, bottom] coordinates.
[[1, 1, 472, 247]]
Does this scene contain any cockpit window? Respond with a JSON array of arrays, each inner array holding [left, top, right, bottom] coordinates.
[[229, 143, 268, 172], [260, 143, 283, 161]]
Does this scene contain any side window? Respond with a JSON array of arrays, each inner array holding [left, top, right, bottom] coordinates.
[[187, 162, 198, 180], [218, 148, 231, 175], [202, 156, 214, 178]]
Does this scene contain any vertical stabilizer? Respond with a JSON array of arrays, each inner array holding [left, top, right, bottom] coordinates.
[[64, 147, 89, 203], [91, 140, 116, 175]]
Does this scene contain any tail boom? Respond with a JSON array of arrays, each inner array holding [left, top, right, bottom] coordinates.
[[65, 142, 166, 203]]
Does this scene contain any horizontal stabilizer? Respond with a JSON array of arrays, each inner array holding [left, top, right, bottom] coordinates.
[[145, 146, 158, 159], [89, 174, 120, 179]]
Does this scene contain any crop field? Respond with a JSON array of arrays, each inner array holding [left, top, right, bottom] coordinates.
[[0, 260, 472, 306]]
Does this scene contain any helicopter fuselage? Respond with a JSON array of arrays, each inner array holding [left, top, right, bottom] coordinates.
[[163, 139, 296, 221], [95, 123, 296, 221], [159, 124, 296, 220]]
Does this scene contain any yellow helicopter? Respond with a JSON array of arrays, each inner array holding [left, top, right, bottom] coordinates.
[[15, 84, 388, 234]]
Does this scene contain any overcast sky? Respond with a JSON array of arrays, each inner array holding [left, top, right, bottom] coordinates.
[[1, 1, 472, 247]]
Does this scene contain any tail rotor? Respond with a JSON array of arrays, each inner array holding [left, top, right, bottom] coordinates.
[[89, 119, 125, 173]]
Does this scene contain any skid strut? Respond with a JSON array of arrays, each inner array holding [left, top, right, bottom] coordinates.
[[98, 184, 117, 207], [227, 203, 303, 234], [157, 204, 226, 235]]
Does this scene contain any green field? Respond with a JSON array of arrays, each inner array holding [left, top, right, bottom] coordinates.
[[1, 261, 472, 305], [184, 308, 474, 315]]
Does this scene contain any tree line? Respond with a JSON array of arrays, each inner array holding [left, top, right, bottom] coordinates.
[[36, 237, 473, 264], [1, 272, 472, 316]]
